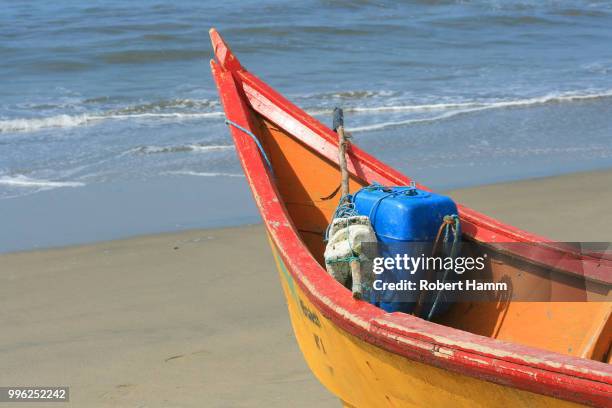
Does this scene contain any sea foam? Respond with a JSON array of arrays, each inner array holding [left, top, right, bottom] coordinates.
[[130, 144, 234, 155], [346, 90, 612, 132], [0, 175, 85, 188], [2, 90, 611, 134], [163, 170, 244, 178], [0, 111, 224, 133]]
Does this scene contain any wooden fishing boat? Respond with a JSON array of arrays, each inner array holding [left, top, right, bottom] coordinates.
[[209, 29, 612, 407]]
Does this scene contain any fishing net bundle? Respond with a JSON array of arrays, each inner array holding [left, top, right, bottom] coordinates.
[[324, 197, 377, 297]]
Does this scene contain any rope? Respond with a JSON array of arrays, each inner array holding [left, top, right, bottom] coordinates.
[[324, 194, 359, 242], [325, 255, 360, 265], [427, 214, 461, 320], [225, 119, 274, 173], [432, 215, 458, 256], [323, 195, 361, 270]]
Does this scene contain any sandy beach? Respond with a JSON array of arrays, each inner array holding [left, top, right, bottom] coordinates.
[[447, 168, 612, 241], [1, 169, 611, 407]]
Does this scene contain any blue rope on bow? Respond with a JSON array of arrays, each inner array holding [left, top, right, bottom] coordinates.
[[225, 119, 274, 174]]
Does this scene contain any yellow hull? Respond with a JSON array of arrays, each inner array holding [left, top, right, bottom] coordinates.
[[269, 238, 582, 408]]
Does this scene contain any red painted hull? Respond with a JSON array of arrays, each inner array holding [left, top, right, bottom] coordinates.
[[209, 29, 611, 407]]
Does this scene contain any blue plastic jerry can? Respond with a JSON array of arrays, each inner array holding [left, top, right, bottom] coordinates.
[[353, 183, 458, 316]]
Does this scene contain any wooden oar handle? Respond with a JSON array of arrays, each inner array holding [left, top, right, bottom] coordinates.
[[334, 107, 362, 299], [333, 107, 344, 131], [334, 107, 351, 198]]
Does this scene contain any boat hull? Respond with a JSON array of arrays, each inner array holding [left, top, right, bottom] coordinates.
[[209, 28, 611, 407]]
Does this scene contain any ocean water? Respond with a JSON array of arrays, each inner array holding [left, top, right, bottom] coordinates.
[[1, 0, 612, 251]]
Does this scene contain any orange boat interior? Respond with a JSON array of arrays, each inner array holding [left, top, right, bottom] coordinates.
[[250, 112, 611, 364]]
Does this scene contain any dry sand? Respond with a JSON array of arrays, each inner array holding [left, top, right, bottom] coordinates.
[[1, 169, 611, 407], [0, 226, 337, 407], [447, 168, 612, 241]]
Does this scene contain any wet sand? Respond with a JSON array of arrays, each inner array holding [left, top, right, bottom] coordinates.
[[1, 169, 611, 407]]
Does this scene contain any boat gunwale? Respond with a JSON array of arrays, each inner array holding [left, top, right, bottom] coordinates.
[[209, 28, 612, 407]]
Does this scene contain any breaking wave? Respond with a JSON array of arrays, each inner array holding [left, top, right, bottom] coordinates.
[[298, 89, 397, 101], [0, 111, 224, 133], [163, 170, 244, 178], [0, 114, 93, 133], [347, 110, 474, 132], [130, 144, 234, 155], [2, 89, 611, 134], [110, 98, 219, 114], [0, 175, 85, 188], [347, 90, 612, 132], [346, 90, 612, 114]]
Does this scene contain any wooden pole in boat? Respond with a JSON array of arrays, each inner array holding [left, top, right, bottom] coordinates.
[[333, 108, 363, 299], [334, 107, 351, 198]]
